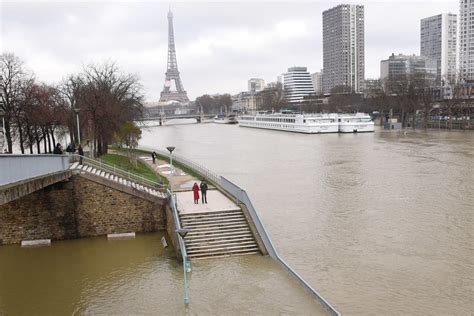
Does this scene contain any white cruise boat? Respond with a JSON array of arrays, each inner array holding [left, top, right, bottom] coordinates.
[[213, 113, 238, 124], [238, 112, 339, 134], [338, 113, 375, 133]]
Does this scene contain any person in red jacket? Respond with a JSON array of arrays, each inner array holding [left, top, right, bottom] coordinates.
[[192, 182, 200, 204]]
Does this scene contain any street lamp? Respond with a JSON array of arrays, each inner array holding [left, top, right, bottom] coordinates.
[[166, 146, 175, 191], [73, 108, 81, 144]]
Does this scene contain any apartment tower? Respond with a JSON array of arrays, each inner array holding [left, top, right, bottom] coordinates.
[[322, 4, 365, 94], [459, 0, 473, 80], [420, 13, 457, 85]]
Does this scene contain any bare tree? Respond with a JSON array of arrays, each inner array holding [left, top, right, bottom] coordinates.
[[0, 53, 28, 153]]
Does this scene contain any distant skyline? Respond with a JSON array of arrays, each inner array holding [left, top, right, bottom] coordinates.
[[1, 0, 456, 101]]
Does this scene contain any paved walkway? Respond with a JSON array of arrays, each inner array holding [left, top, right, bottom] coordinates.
[[175, 190, 240, 214], [140, 155, 240, 215]]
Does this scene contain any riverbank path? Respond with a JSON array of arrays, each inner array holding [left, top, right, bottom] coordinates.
[[141, 155, 261, 259]]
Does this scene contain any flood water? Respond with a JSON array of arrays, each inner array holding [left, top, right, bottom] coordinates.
[[137, 122, 473, 315], [0, 233, 327, 315], [1, 122, 473, 315]]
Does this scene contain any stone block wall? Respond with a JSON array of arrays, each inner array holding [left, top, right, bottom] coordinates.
[[0, 181, 77, 244], [72, 176, 165, 237], [0, 175, 166, 245]]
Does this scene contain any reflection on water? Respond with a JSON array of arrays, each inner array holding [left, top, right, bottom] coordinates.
[[0, 233, 328, 315], [138, 125, 473, 315]]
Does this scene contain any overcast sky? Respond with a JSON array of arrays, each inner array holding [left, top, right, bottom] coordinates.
[[1, 0, 456, 101]]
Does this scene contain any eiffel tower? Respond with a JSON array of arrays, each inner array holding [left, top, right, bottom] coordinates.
[[159, 9, 189, 104]]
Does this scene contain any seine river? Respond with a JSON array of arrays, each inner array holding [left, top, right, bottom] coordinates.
[[1, 122, 472, 315], [139, 121, 473, 315]]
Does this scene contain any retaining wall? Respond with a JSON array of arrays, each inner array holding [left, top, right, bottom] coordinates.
[[0, 175, 166, 245]]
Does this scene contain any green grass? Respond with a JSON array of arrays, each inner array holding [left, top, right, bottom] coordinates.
[[98, 153, 165, 184], [109, 146, 205, 182]]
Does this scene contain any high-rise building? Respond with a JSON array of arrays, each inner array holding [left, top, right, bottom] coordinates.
[[322, 4, 365, 94], [283, 67, 314, 103], [420, 13, 457, 85], [248, 78, 265, 93], [459, 0, 473, 80], [311, 71, 323, 95], [380, 53, 437, 94]]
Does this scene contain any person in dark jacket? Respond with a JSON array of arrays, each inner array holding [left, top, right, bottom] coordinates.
[[151, 152, 156, 164], [200, 179, 208, 204], [53, 143, 63, 154], [66, 143, 75, 154], [78, 144, 84, 165]]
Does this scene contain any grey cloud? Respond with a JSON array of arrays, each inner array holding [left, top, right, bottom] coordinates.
[[1, 1, 456, 100]]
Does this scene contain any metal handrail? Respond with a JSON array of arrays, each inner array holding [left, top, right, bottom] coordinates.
[[139, 146, 221, 185], [70, 154, 166, 190], [167, 188, 191, 305]]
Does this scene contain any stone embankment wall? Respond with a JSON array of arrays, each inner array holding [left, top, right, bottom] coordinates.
[[0, 176, 166, 245]]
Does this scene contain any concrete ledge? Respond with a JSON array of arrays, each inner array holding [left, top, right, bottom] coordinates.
[[0, 170, 72, 205], [21, 239, 51, 247], [107, 232, 136, 240]]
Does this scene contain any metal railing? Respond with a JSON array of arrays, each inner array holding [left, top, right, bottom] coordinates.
[[167, 188, 191, 305], [139, 146, 221, 185], [136, 146, 340, 316], [0, 154, 70, 186], [69, 154, 166, 190]]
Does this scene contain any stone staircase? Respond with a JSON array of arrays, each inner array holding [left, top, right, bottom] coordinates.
[[70, 162, 166, 199], [180, 209, 260, 260]]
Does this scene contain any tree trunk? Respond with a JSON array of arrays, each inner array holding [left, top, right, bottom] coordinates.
[[18, 125, 25, 154], [47, 130, 52, 153], [35, 133, 41, 154], [5, 120, 13, 153], [43, 133, 47, 153], [50, 128, 56, 149]]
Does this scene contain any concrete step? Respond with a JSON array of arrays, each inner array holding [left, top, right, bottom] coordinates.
[[86, 166, 93, 173], [187, 240, 257, 251], [185, 223, 249, 233], [180, 214, 245, 223], [185, 232, 253, 242], [181, 217, 246, 226], [187, 243, 259, 254], [70, 162, 79, 170], [186, 228, 251, 238], [182, 221, 248, 231], [189, 251, 260, 260], [186, 234, 254, 244], [180, 210, 243, 219], [188, 246, 260, 256]]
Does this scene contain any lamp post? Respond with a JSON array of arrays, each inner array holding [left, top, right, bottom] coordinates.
[[166, 146, 175, 191], [73, 108, 81, 144]]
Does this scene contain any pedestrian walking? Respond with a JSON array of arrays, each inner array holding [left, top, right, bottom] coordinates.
[[53, 143, 63, 154], [78, 144, 84, 165], [152, 152, 156, 164], [192, 182, 200, 204], [200, 179, 208, 204]]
